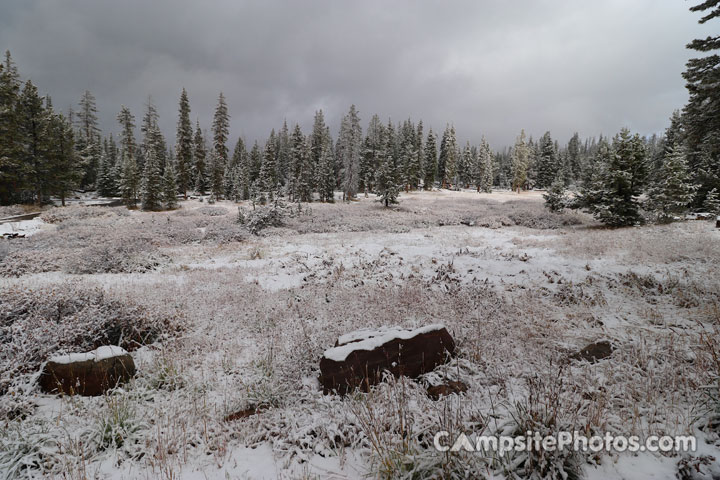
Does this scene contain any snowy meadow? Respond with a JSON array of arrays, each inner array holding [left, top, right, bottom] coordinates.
[[1, 190, 719, 479]]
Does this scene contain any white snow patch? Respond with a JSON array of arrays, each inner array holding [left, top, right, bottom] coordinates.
[[324, 324, 446, 362], [49, 346, 128, 364], [0, 217, 51, 237]]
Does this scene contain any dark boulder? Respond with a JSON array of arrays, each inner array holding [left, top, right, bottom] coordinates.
[[39, 346, 136, 396], [319, 325, 455, 394], [569, 340, 614, 364]]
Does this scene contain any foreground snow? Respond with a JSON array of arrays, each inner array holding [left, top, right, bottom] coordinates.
[[1, 190, 719, 479]]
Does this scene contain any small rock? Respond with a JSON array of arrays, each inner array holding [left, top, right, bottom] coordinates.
[[569, 340, 614, 364], [427, 381, 468, 400], [39, 346, 135, 396]]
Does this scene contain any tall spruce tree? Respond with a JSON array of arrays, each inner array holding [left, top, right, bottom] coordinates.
[[259, 133, 278, 200], [535, 131, 559, 188], [361, 114, 384, 195], [317, 128, 335, 203], [229, 137, 248, 201], [567, 132, 582, 184], [140, 101, 164, 210], [211, 92, 230, 197], [337, 105, 362, 200], [511, 130, 530, 192], [75, 90, 101, 189], [18, 81, 49, 203], [375, 120, 399, 207], [162, 157, 178, 209], [288, 124, 305, 201], [682, 0, 720, 207], [193, 121, 207, 195], [423, 129, 437, 190], [117, 106, 139, 206], [97, 139, 117, 197], [703, 187, 720, 214], [277, 120, 291, 186], [46, 112, 80, 205], [479, 137, 493, 193], [0, 51, 23, 204], [438, 125, 457, 188], [647, 143, 696, 222], [574, 129, 647, 226], [175, 88, 193, 198]]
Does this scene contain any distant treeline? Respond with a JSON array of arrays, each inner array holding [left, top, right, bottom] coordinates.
[[0, 1, 717, 225]]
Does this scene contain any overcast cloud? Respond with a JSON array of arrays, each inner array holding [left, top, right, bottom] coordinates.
[[0, 0, 713, 148]]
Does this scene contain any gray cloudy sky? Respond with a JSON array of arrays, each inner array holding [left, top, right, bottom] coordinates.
[[0, 0, 712, 148]]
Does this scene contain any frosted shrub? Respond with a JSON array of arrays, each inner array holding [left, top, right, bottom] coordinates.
[[238, 200, 295, 234], [196, 206, 228, 216], [64, 236, 166, 274], [495, 374, 585, 480], [40, 205, 128, 224]]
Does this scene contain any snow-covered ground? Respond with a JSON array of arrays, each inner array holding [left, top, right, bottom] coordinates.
[[1, 190, 719, 479]]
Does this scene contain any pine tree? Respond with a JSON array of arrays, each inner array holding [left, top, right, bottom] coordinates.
[[140, 97, 167, 173], [229, 137, 247, 201], [423, 129, 437, 190], [117, 106, 136, 161], [209, 146, 224, 200], [703, 188, 720, 214], [459, 141, 472, 189], [45, 112, 81, 205], [117, 107, 139, 207], [535, 131, 559, 188], [162, 158, 178, 209], [337, 105, 362, 201], [309, 111, 327, 190], [18, 81, 50, 203], [400, 119, 421, 190], [75, 90, 101, 189], [119, 150, 138, 207], [0, 51, 23, 205], [479, 137, 493, 193], [567, 132, 582, 184], [470, 144, 482, 192], [288, 124, 305, 201], [193, 121, 207, 195], [317, 129, 335, 203], [438, 125, 457, 188], [97, 141, 117, 197], [277, 120, 291, 186], [175, 88, 193, 198], [375, 120, 400, 207], [543, 177, 567, 212], [573, 129, 647, 226], [140, 102, 164, 211], [297, 138, 314, 203], [682, 0, 720, 207], [647, 143, 696, 222], [361, 114, 384, 195], [249, 141, 262, 185], [259, 133, 278, 200], [511, 130, 530, 192], [141, 142, 162, 210], [211, 92, 230, 197]]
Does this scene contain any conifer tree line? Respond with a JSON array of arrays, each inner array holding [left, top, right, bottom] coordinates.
[[0, 0, 717, 223]]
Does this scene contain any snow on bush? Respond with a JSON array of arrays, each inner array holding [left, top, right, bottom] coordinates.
[[40, 205, 129, 224], [238, 200, 311, 235]]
